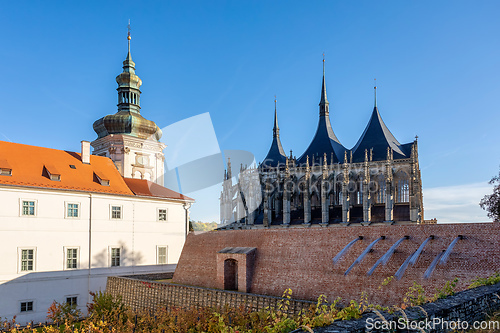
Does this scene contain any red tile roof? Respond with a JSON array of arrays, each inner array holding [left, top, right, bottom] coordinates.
[[124, 178, 194, 201], [0, 141, 192, 202]]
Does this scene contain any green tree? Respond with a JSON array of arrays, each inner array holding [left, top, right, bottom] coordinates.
[[480, 169, 500, 222]]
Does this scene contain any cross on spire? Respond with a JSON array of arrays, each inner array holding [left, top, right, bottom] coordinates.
[[374, 78, 377, 108]]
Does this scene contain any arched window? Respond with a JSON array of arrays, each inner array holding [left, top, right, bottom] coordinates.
[[397, 179, 409, 203], [377, 179, 386, 204]]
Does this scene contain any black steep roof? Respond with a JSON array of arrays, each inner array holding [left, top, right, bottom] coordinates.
[[297, 114, 346, 165], [351, 106, 410, 162], [262, 103, 287, 168]]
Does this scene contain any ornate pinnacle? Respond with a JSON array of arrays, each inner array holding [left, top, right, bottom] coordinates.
[[306, 155, 310, 178], [344, 150, 348, 164], [227, 158, 232, 178], [364, 149, 368, 163], [323, 153, 328, 178]]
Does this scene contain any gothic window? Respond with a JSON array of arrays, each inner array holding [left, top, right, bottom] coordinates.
[[357, 182, 363, 205], [397, 179, 410, 203], [377, 179, 386, 204]]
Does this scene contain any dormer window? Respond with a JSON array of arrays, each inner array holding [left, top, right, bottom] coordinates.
[[0, 160, 12, 176], [94, 171, 110, 186], [0, 168, 12, 176], [44, 164, 61, 181]]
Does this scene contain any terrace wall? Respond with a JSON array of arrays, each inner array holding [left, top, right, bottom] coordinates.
[[106, 276, 314, 315], [173, 223, 500, 306]]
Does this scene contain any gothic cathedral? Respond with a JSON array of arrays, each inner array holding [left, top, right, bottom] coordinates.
[[220, 61, 424, 228]]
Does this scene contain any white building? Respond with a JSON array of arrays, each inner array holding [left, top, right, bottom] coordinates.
[[0, 34, 194, 324]]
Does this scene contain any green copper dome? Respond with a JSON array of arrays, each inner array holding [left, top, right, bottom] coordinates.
[[93, 35, 162, 141]]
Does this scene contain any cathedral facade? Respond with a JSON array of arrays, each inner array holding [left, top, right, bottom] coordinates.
[[220, 62, 423, 228]]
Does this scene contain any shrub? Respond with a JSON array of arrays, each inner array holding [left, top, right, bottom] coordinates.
[[402, 282, 427, 308], [432, 278, 459, 301], [469, 273, 500, 289], [87, 291, 127, 323], [47, 300, 81, 325]]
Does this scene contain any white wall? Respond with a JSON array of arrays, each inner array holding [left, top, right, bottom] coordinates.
[[0, 185, 188, 324]]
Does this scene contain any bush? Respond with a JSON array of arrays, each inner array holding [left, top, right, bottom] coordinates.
[[47, 300, 81, 325], [469, 272, 500, 289], [87, 291, 127, 323]]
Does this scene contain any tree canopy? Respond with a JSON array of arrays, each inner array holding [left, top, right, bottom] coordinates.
[[480, 170, 500, 222]]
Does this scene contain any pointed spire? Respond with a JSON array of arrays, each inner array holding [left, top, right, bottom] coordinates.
[[319, 54, 329, 116], [123, 20, 135, 73], [263, 97, 287, 168], [273, 96, 279, 138]]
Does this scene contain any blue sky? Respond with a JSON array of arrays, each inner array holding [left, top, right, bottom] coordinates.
[[1, 1, 499, 222]]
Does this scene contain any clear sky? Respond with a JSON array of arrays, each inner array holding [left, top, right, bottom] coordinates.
[[1, 1, 499, 223]]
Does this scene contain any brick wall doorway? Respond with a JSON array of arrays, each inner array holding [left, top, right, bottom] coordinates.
[[224, 259, 238, 290]]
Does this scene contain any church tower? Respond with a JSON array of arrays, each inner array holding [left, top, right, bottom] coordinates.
[[91, 28, 166, 185]]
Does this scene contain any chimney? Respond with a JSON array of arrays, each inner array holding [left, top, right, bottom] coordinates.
[[81, 141, 91, 164]]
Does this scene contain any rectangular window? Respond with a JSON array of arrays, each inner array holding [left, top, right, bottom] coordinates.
[[21, 249, 34, 271], [0, 168, 12, 176], [22, 201, 35, 216], [111, 248, 120, 267], [158, 209, 167, 221], [111, 206, 122, 219], [67, 203, 79, 218], [157, 246, 167, 265], [66, 248, 78, 269], [20, 301, 33, 312], [66, 296, 77, 306]]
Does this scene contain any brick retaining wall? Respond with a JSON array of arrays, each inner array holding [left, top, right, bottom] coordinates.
[[173, 223, 500, 306], [106, 276, 315, 315]]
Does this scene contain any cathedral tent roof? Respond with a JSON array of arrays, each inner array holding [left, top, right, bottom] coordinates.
[[297, 60, 346, 165], [297, 115, 346, 165], [263, 137, 287, 168], [351, 106, 409, 162], [262, 101, 287, 168]]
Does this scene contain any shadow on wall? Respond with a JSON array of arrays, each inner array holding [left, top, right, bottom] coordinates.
[[92, 241, 144, 268], [0, 243, 148, 325]]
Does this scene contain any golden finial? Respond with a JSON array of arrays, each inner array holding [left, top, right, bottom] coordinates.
[[127, 19, 131, 40], [322, 52, 325, 63]]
